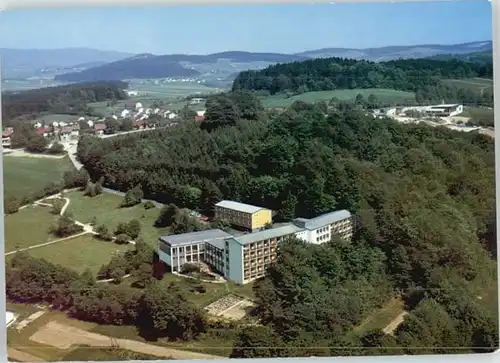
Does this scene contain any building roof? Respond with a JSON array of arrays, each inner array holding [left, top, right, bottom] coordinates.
[[94, 123, 106, 131], [293, 210, 351, 231], [159, 229, 233, 247], [215, 200, 268, 214], [431, 104, 459, 108], [230, 224, 303, 246]]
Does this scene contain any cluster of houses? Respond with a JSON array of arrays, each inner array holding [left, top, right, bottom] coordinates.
[[115, 102, 179, 122], [2, 101, 208, 148]]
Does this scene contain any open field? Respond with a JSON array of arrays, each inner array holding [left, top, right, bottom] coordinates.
[[4, 206, 59, 252], [261, 88, 416, 108], [126, 79, 221, 97], [36, 114, 81, 122], [443, 77, 494, 91], [88, 81, 218, 116], [3, 155, 74, 200], [26, 234, 134, 275], [459, 106, 494, 120], [64, 190, 168, 246]]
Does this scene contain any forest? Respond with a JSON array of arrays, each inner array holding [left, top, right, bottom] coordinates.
[[66, 92, 500, 353], [232, 57, 494, 107], [1, 81, 128, 123]]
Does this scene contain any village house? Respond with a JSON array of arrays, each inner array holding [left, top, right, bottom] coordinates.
[[2, 127, 14, 148], [93, 123, 107, 135]]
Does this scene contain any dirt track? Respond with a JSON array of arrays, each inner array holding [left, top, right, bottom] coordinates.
[[7, 348, 44, 362], [30, 321, 224, 360], [382, 311, 408, 335]]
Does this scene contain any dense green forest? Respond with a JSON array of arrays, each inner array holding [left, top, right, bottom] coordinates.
[[1, 81, 128, 123], [73, 91, 497, 354], [232, 57, 493, 107]]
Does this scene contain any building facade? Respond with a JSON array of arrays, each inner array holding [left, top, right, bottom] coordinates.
[[158, 229, 232, 272], [225, 224, 303, 285], [214, 200, 272, 232], [292, 209, 353, 243]]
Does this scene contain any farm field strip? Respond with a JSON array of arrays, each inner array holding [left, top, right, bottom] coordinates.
[[261, 88, 416, 108]]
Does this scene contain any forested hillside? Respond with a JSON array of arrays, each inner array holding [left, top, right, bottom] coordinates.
[[2, 81, 128, 123], [75, 92, 497, 354], [232, 57, 493, 106]]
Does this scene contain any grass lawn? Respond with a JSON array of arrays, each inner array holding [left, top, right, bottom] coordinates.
[[459, 106, 495, 120], [3, 155, 74, 200], [352, 296, 406, 334], [64, 190, 168, 247], [4, 206, 59, 252], [261, 89, 416, 108], [27, 234, 134, 275], [443, 78, 494, 92]]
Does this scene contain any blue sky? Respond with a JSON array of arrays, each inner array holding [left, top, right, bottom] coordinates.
[[0, 1, 492, 54]]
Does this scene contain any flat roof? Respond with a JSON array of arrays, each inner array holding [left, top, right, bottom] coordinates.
[[296, 210, 352, 231], [159, 229, 233, 247], [215, 200, 268, 214], [230, 224, 304, 245]]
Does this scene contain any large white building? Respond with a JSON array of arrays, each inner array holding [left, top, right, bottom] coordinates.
[[158, 209, 354, 285], [292, 210, 353, 244], [401, 104, 464, 117]]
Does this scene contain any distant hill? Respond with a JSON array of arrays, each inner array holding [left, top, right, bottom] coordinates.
[[9, 41, 493, 84], [55, 54, 202, 82], [54, 51, 308, 83], [0, 47, 134, 78], [2, 81, 128, 123], [425, 50, 493, 64], [295, 41, 493, 62]]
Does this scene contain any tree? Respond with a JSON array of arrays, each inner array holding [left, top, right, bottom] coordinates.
[[51, 198, 65, 215], [50, 215, 84, 237], [140, 281, 206, 340], [231, 326, 284, 358], [133, 263, 153, 288], [155, 204, 179, 227], [4, 197, 20, 214], [96, 224, 113, 241], [120, 118, 134, 131], [104, 117, 121, 134], [121, 185, 144, 207], [201, 94, 240, 131], [170, 210, 203, 234], [126, 219, 141, 240], [26, 135, 49, 153], [48, 142, 65, 154]]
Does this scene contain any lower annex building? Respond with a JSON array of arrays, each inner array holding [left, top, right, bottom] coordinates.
[[158, 200, 354, 285]]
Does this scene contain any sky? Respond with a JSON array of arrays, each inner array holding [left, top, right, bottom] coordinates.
[[0, 1, 492, 55]]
